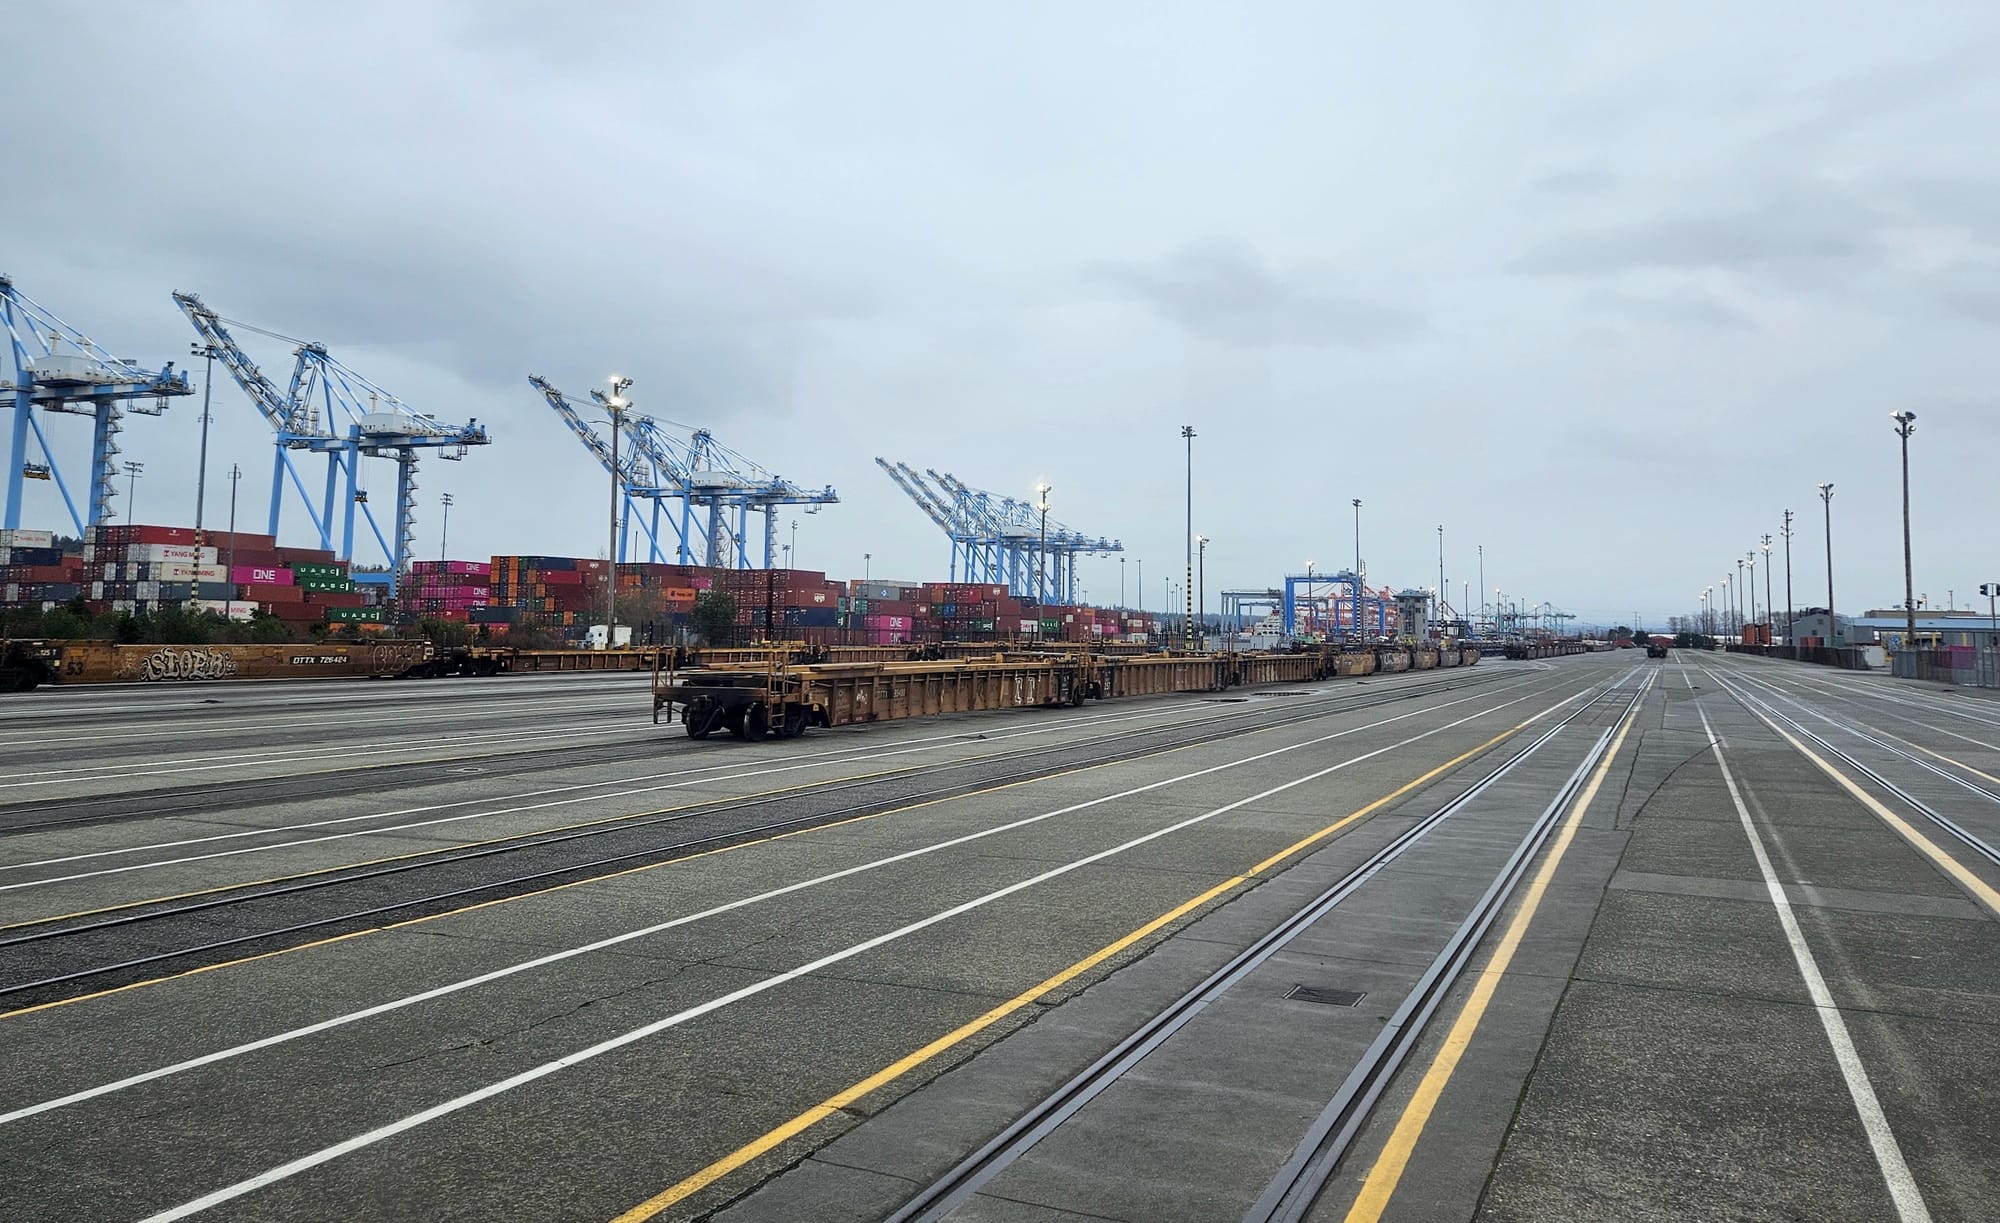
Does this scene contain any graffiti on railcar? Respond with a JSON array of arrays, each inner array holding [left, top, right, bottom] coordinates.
[[139, 647, 240, 682]]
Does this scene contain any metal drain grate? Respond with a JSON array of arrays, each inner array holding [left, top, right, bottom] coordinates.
[[1285, 984, 1366, 1007]]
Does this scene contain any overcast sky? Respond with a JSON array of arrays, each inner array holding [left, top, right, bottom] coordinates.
[[8, 2, 1998, 627]]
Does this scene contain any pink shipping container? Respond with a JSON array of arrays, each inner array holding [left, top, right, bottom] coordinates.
[[862, 614, 911, 631], [232, 565, 292, 586]]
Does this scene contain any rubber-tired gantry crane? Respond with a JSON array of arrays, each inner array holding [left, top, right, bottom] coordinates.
[[3, 274, 192, 532], [876, 458, 1122, 603], [531, 376, 837, 567], [175, 292, 489, 593]]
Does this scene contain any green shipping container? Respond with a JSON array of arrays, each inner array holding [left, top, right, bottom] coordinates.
[[299, 577, 354, 593], [1040, 618, 1060, 633], [326, 607, 386, 623], [972, 619, 996, 632], [290, 563, 347, 579]]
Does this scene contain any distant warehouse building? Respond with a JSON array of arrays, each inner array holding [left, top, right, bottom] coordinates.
[[1854, 612, 2000, 651]]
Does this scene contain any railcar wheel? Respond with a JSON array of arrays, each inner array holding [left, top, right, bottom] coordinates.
[[684, 698, 720, 740], [782, 706, 809, 739], [747, 702, 772, 740]]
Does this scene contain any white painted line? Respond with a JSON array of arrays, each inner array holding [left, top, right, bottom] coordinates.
[[126, 680, 1590, 1223], [2, 681, 1579, 1138], [1, 674, 1548, 891], [1696, 704, 1933, 1223], [0, 689, 1330, 883]]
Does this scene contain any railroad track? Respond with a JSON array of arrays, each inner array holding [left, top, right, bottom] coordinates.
[[1709, 668, 2000, 870], [0, 664, 1566, 1009], [887, 672, 1649, 1223]]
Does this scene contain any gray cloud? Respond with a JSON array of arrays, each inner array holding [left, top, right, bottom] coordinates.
[[1583, 286, 1758, 331], [1532, 166, 1619, 196], [1511, 185, 1884, 277], [1089, 240, 1424, 348]]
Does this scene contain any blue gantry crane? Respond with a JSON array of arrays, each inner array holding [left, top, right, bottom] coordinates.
[[3, 274, 192, 532], [876, 458, 1122, 602], [175, 292, 490, 592], [532, 375, 837, 568]]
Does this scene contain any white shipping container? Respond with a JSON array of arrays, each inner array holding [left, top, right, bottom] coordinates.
[[159, 562, 227, 582], [138, 544, 217, 564], [90, 582, 105, 599], [135, 581, 160, 601], [0, 529, 56, 549], [192, 599, 255, 621]]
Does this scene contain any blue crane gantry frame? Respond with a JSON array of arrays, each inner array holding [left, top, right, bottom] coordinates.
[[1281, 570, 1388, 639], [174, 292, 489, 594], [530, 376, 837, 568], [875, 458, 1123, 603], [3, 275, 192, 532]]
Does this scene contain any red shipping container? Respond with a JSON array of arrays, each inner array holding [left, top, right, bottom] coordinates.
[[541, 570, 584, 585], [244, 583, 306, 604], [232, 565, 292, 586]]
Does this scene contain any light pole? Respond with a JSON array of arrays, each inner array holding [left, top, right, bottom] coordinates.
[[1181, 425, 1196, 649], [1746, 551, 1758, 630], [1736, 558, 1746, 636], [605, 375, 632, 650], [1761, 535, 1773, 640], [224, 463, 241, 621], [864, 552, 871, 584], [1477, 544, 1486, 630], [1818, 482, 1836, 643], [439, 492, 452, 562], [790, 518, 798, 569], [1721, 575, 1731, 635], [1982, 582, 1998, 651], [1120, 556, 1126, 609], [1035, 482, 1052, 606], [190, 341, 218, 544], [1892, 411, 1917, 644], [1194, 534, 1208, 650], [122, 461, 143, 523], [781, 543, 791, 569], [1782, 510, 1795, 644], [1306, 559, 1316, 636], [1437, 524, 1445, 624]]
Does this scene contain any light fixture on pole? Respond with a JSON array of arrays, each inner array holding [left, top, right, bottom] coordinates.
[[604, 375, 632, 651], [1761, 534, 1773, 640], [224, 463, 241, 622], [1194, 534, 1208, 650], [1034, 482, 1052, 606], [121, 461, 143, 523], [1892, 411, 1918, 644], [864, 552, 871, 583], [1818, 482, 1836, 642], [1781, 510, 1795, 644], [1181, 426, 1196, 649], [190, 341, 218, 544]]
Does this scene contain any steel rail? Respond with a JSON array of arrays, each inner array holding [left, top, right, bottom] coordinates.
[[0, 666, 1563, 1005], [1710, 670, 2000, 870], [888, 674, 1645, 1223]]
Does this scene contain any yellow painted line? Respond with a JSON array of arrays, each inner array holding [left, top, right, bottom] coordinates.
[[608, 719, 1535, 1222], [0, 721, 1264, 1024], [1342, 695, 1642, 1223], [1742, 707, 2000, 918]]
